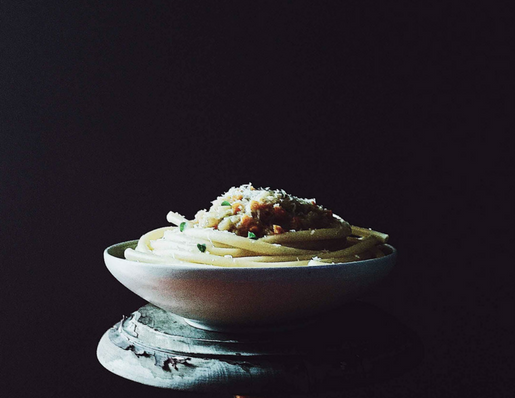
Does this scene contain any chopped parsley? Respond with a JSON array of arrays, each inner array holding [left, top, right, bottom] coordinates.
[[221, 200, 231, 206], [179, 222, 186, 232], [247, 231, 258, 240], [197, 243, 207, 253]]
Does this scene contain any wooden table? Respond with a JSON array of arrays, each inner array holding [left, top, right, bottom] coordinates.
[[97, 300, 423, 396]]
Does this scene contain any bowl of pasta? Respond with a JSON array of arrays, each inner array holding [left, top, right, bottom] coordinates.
[[104, 184, 396, 332]]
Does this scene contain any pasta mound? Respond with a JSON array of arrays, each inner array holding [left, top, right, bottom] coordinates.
[[124, 184, 389, 267]]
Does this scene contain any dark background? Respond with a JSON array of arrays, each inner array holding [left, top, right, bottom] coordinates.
[[1, 1, 512, 397]]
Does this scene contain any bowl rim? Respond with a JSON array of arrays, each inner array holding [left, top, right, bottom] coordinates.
[[104, 240, 396, 271]]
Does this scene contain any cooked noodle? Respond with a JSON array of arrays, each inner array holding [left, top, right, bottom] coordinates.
[[124, 184, 389, 267]]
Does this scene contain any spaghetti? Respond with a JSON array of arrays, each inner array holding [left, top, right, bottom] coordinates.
[[124, 184, 389, 268]]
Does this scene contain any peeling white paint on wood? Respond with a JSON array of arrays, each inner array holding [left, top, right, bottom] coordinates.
[[97, 302, 423, 395]]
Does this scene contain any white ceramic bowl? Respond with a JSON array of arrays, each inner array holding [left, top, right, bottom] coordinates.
[[104, 241, 396, 332]]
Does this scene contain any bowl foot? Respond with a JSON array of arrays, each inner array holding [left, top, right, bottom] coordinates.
[[183, 316, 318, 333]]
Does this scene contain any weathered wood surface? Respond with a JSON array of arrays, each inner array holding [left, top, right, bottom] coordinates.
[[97, 301, 423, 395]]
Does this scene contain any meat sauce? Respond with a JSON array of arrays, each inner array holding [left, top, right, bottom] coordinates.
[[193, 184, 342, 238]]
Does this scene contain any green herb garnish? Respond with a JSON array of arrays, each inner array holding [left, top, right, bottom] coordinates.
[[247, 231, 258, 240], [197, 243, 207, 253], [221, 200, 231, 206], [179, 222, 186, 232]]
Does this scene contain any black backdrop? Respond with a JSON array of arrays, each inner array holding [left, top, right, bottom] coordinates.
[[1, 1, 512, 397]]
